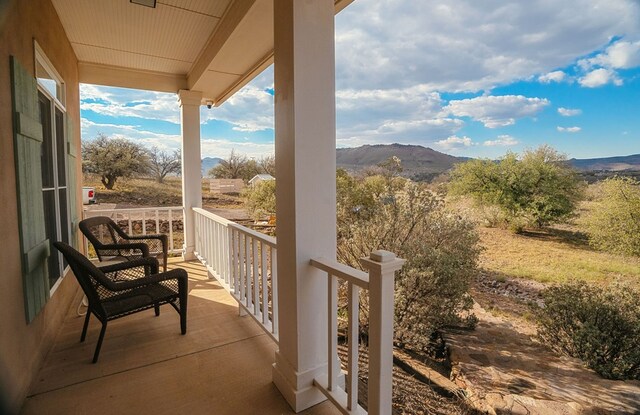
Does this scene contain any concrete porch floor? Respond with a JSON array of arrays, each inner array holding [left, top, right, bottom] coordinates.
[[21, 259, 340, 415]]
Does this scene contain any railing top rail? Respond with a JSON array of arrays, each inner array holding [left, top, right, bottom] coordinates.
[[310, 257, 369, 289], [192, 207, 234, 226], [193, 207, 276, 247], [229, 222, 277, 248], [84, 206, 183, 215]]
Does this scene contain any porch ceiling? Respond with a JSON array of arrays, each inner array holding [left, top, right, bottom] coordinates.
[[51, 0, 353, 106]]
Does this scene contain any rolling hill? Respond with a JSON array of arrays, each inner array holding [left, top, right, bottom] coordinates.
[[569, 154, 640, 171], [336, 143, 466, 179], [201, 157, 223, 175]]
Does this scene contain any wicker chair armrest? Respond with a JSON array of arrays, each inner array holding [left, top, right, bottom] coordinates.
[[111, 268, 188, 291], [99, 256, 159, 275], [96, 242, 150, 257], [123, 233, 167, 245]]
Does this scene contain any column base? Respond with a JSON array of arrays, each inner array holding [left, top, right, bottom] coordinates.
[[182, 245, 196, 261], [272, 351, 328, 412]]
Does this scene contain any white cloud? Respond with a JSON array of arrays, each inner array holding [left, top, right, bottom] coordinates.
[[200, 139, 274, 159], [335, 86, 465, 145], [557, 126, 582, 133], [557, 107, 582, 116], [574, 39, 640, 88], [538, 71, 566, 83], [585, 40, 640, 69], [336, 0, 640, 92], [80, 84, 180, 124], [434, 135, 475, 151], [483, 135, 519, 146], [202, 68, 274, 132], [81, 118, 182, 150], [442, 95, 550, 128], [579, 68, 622, 87]]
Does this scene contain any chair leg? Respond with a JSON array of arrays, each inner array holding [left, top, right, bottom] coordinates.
[[92, 322, 108, 363], [180, 310, 187, 335], [154, 303, 160, 316], [81, 311, 91, 342]]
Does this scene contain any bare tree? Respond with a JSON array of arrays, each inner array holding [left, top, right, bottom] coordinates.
[[208, 149, 247, 179], [258, 154, 275, 176], [148, 147, 181, 183]]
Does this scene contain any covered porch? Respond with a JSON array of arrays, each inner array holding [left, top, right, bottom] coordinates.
[[1, 0, 403, 413], [21, 258, 339, 415]]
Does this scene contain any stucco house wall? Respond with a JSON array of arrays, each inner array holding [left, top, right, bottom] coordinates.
[[0, 0, 82, 411]]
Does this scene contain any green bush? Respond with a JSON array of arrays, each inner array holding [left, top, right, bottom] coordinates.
[[449, 145, 585, 231], [337, 172, 481, 350], [243, 180, 276, 220], [536, 281, 640, 380], [584, 177, 640, 256]]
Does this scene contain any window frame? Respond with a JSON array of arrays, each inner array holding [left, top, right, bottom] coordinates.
[[34, 43, 70, 295], [34, 41, 66, 110]]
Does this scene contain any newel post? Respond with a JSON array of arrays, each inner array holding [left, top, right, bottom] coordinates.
[[361, 250, 405, 415]]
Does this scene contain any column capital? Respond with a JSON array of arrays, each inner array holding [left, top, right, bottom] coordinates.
[[178, 89, 203, 107]]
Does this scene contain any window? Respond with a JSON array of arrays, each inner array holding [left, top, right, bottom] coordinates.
[[36, 45, 70, 291]]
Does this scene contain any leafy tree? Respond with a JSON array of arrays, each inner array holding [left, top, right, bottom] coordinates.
[[449, 145, 585, 231], [82, 134, 150, 189], [584, 177, 640, 256], [147, 147, 181, 183], [337, 172, 480, 350]]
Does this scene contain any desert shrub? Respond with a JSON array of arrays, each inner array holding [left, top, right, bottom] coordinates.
[[584, 177, 640, 256], [449, 145, 585, 231], [337, 173, 481, 350], [243, 180, 276, 220], [536, 281, 640, 380]]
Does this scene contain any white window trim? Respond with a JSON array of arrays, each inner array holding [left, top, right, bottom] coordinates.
[[34, 42, 70, 295], [34, 40, 66, 109]]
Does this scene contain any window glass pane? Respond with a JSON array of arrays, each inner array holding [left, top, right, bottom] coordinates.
[[43, 190, 60, 287], [55, 108, 66, 186], [39, 92, 54, 188], [58, 189, 69, 244], [36, 60, 62, 103], [58, 189, 69, 269]]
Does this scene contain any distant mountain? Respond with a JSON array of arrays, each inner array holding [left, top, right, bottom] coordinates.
[[336, 143, 467, 180], [202, 157, 223, 175], [570, 154, 640, 171]]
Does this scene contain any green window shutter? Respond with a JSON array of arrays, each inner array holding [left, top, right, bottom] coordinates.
[[11, 56, 50, 323], [66, 114, 79, 249]]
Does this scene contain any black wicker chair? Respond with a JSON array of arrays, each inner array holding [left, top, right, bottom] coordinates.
[[53, 242, 188, 363], [79, 216, 169, 272]]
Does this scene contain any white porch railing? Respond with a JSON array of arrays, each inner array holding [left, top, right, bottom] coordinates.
[[193, 207, 279, 342], [310, 252, 405, 415], [83, 206, 184, 256], [192, 207, 404, 415]]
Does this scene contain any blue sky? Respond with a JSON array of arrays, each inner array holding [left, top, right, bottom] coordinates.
[[80, 0, 640, 160]]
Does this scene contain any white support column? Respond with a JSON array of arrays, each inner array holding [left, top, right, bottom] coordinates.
[[178, 89, 203, 261], [272, 0, 337, 411], [360, 250, 405, 415]]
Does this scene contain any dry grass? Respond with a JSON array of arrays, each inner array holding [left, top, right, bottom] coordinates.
[[83, 174, 243, 209], [478, 222, 640, 286]]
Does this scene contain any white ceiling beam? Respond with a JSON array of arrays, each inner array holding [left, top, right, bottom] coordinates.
[[187, 0, 256, 92], [78, 62, 187, 93], [214, 52, 273, 107], [210, 0, 355, 106]]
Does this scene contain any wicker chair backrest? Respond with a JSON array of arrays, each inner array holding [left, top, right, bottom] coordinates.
[[53, 241, 114, 319]]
